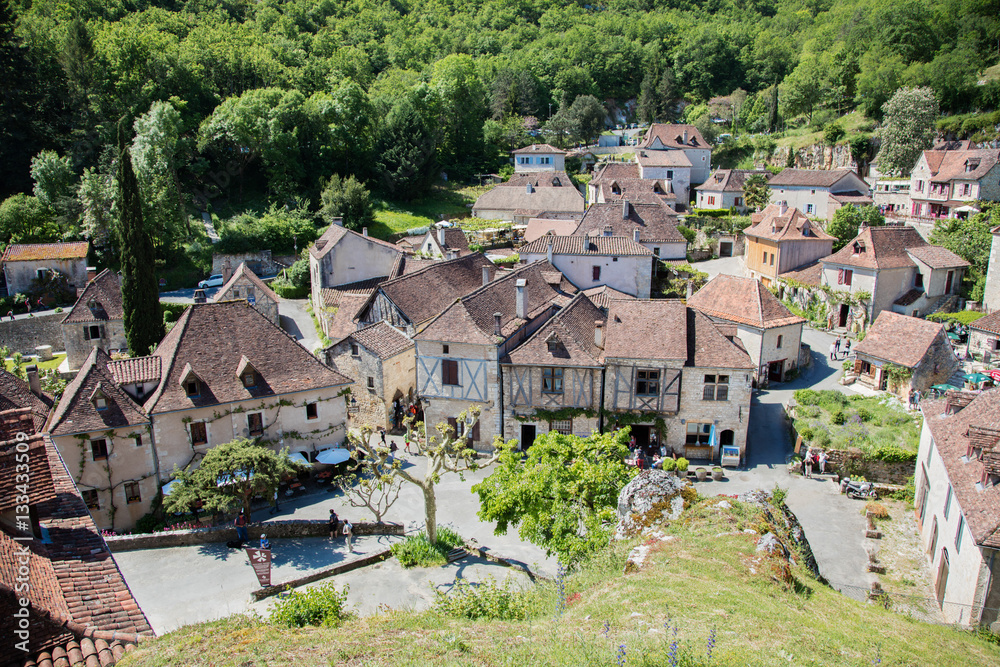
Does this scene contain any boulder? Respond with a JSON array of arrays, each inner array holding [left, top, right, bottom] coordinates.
[[615, 470, 690, 538]]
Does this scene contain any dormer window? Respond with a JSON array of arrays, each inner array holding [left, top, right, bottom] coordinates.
[[236, 355, 259, 389], [853, 241, 865, 254], [552, 177, 561, 186], [90, 383, 109, 411], [179, 363, 202, 398], [185, 380, 200, 397], [546, 335, 561, 352], [243, 372, 256, 388], [965, 159, 980, 172], [611, 182, 621, 195]]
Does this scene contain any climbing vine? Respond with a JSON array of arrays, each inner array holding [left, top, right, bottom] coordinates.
[[513, 407, 597, 423]]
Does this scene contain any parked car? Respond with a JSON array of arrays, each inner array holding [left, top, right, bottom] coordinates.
[[198, 274, 224, 289]]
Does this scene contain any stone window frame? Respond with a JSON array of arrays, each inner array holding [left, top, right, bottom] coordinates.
[[247, 412, 264, 437], [702, 374, 729, 401], [124, 481, 141, 504], [81, 489, 100, 510], [367, 376, 375, 390], [351, 343, 360, 357], [189, 421, 208, 446], [84, 324, 102, 340], [133, 434, 143, 447], [90, 438, 108, 461], [550, 419, 572, 435], [442, 359, 460, 386], [542, 367, 564, 395], [305, 402, 319, 421]]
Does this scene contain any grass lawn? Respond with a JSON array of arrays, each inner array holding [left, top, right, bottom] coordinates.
[[118, 495, 1000, 666], [775, 111, 874, 151], [792, 389, 922, 458], [4, 352, 65, 373], [370, 183, 492, 239]]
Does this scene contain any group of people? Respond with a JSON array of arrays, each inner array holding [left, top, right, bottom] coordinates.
[[233, 507, 355, 553], [627, 433, 670, 469], [801, 447, 828, 478], [828, 336, 852, 361]]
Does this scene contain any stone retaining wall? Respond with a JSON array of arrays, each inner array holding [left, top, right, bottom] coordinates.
[[105, 520, 403, 552], [253, 548, 394, 601], [824, 449, 914, 485], [0, 312, 65, 355]]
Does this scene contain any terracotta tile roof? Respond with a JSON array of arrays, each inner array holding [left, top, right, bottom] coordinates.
[[905, 245, 970, 269], [686, 308, 756, 369], [473, 172, 585, 215], [596, 180, 677, 205], [921, 148, 1000, 182], [829, 191, 874, 205], [396, 235, 426, 250], [639, 124, 708, 150], [61, 270, 123, 324], [361, 254, 498, 329], [573, 202, 684, 244], [512, 143, 566, 155], [400, 257, 440, 275], [590, 163, 643, 184], [582, 285, 635, 310], [687, 275, 805, 330], [145, 302, 351, 414], [603, 300, 688, 360], [635, 150, 692, 167], [970, 311, 1000, 335], [213, 263, 280, 304], [853, 311, 947, 368], [1, 242, 89, 262], [744, 204, 835, 243], [921, 390, 1000, 549], [309, 224, 401, 259], [520, 234, 653, 256], [0, 369, 54, 434], [416, 261, 579, 345], [778, 260, 823, 286], [768, 168, 859, 188], [0, 434, 153, 664], [345, 322, 413, 359], [524, 217, 581, 242], [696, 169, 770, 193], [424, 228, 471, 255], [506, 293, 605, 367], [106, 357, 162, 385], [47, 349, 149, 437], [822, 226, 928, 270], [325, 293, 372, 342]]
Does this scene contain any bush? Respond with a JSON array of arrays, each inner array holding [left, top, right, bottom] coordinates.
[[677, 225, 697, 244], [216, 205, 318, 255], [135, 513, 166, 534], [689, 208, 731, 218], [830, 410, 848, 425], [161, 302, 189, 324], [866, 502, 890, 519], [794, 389, 821, 406], [391, 527, 465, 568], [676, 457, 689, 472], [269, 582, 351, 627], [868, 443, 917, 463], [493, 253, 520, 265], [433, 577, 534, 621], [856, 407, 875, 422], [796, 425, 815, 442]]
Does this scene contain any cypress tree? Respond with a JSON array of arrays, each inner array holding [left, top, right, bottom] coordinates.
[[115, 127, 164, 356]]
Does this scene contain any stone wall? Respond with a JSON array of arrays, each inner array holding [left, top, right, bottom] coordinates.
[[767, 143, 858, 171], [105, 519, 404, 552], [0, 312, 65, 354], [211, 251, 285, 278]]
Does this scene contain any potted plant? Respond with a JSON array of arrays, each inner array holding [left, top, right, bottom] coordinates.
[[712, 466, 724, 481], [661, 458, 677, 475], [695, 466, 708, 482], [676, 458, 689, 477]]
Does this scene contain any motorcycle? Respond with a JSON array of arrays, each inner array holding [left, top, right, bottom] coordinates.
[[840, 477, 877, 500]]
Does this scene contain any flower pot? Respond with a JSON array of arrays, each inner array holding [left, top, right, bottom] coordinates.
[[695, 467, 708, 481], [712, 467, 724, 481]]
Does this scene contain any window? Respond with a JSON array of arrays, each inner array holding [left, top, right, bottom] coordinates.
[[776, 335, 783, 349], [551, 419, 572, 435], [190, 422, 207, 446], [962, 183, 971, 196], [247, 413, 264, 436], [185, 380, 200, 397], [916, 180, 924, 192], [915, 273, 924, 288], [806, 204, 814, 214], [90, 438, 108, 461], [124, 481, 141, 504], [666, 170, 674, 179], [350, 343, 360, 357], [367, 376, 375, 389], [443, 345, 449, 354], [653, 248, 660, 256], [592, 266, 601, 281], [943, 485, 952, 519], [769, 253, 774, 266], [232, 287, 240, 298], [685, 422, 712, 445], [955, 514, 965, 553], [636, 369, 660, 396], [94, 395, 108, 411], [708, 196, 716, 205], [542, 367, 564, 394], [519, 157, 529, 164], [306, 402, 318, 420], [702, 374, 730, 401], [82, 489, 100, 510], [762, 250, 767, 264], [735, 197, 742, 206], [442, 359, 459, 386], [84, 325, 101, 340], [133, 435, 142, 447], [929, 517, 939, 555], [837, 269, 853, 286], [242, 372, 256, 388]]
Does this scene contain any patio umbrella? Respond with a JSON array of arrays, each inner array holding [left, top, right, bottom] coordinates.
[[989, 369, 1000, 383], [947, 331, 961, 340], [315, 448, 351, 465], [216, 470, 252, 487], [288, 451, 310, 466], [931, 384, 959, 392], [161, 479, 182, 496], [964, 373, 992, 385]]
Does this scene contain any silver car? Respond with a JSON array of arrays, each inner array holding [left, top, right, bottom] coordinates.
[[198, 274, 224, 289]]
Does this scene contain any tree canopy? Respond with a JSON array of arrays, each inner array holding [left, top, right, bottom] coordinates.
[[827, 205, 885, 252]]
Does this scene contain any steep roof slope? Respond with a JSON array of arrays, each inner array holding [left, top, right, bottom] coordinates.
[[48, 348, 149, 437], [62, 269, 123, 323], [573, 201, 684, 244], [687, 274, 805, 329], [506, 293, 605, 367], [853, 311, 947, 368], [0, 368, 54, 434]]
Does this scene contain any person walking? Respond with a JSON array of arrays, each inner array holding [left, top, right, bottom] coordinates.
[[817, 450, 828, 475], [342, 519, 353, 552], [234, 510, 249, 543], [835, 336, 841, 354], [844, 338, 851, 356], [6, 310, 13, 321], [803, 447, 813, 478], [269, 489, 280, 515], [328, 509, 340, 538], [379, 427, 387, 446], [828, 342, 836, 361]]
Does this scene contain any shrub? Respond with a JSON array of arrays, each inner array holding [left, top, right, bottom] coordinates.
[[161, 302, 189, 323], [216, 205, 318, 255], [391, 527, 465, 568], [676, 457, 689, 472], [856, 407, 875, 422], [886, 475, 916, 504], [269, 582, 351, 627], [661, 458, 676, 471], [493, 253, 520, 265], [433, 577, 533, 620], [794, 389, 821, 406], [866, 502, 890, 520], [797, 425, 814, 442], [677, 225, 697, 244], [830, 410, 848, 425], [135, 513, 166, 534], [868, 443, 917, 463]]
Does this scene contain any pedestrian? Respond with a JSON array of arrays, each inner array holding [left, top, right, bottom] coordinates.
[[6, 310, 12, 321], [835, 336, 841, 353], [818, 450, 827, 475], [629, 435, 636, 451], [234, 509, 249, 543], [269, 489, 280, 515], [379, 427, 387, 446], [24, 300, 30, 316], [844, 338, 851, 355], [36, 296, 43, 309], [343, 519, 353, 552], [803, 447, 813, 478], [328, 509, 339, 538], [828, 343, 836, 360], [404, 437, 412, 454], [390, 440, 398, 457], [259, 533, 270, 550]]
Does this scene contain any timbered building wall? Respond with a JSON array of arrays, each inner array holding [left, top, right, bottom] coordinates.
[[602, 359, 683, 414], [358, 291, 412, 333], [415, 340, 499, 448]]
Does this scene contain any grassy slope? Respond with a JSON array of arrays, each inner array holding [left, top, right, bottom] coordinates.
[[370, 183, 491, 238], [4, 353, 65, 373], [774, 111, 875, 151], [119, 498, 999, 667]]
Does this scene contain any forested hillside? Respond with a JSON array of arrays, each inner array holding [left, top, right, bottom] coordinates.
[[2, 0, 998, 279]]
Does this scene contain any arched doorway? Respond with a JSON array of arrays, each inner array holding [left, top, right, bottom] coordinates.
[[719, 429, 735, 447]]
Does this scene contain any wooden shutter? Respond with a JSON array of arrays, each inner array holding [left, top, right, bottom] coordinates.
[[837, 269, 844, 285], [447, 417, 458, 437], [471, 421, 480, 442], [854, 359, 862, 374], [844, 270, 852, 286], [99, 325, 106, 338], [83, 326, 91, 340]]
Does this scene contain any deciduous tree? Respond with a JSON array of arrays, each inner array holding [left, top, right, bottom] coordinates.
[[742, 173, 771, 212], [877, 87, 938, 177], [319, 174, 374, 230], [827, 205, 885, 251]]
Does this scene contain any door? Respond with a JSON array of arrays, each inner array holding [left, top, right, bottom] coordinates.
[[719, 241, 732, 257], [879, 369, 888, 391], [520, 425, 536, 450], [945, 270, 954, 294], [719, 429, 734, 446], [632, 425, 651, 453], [768, 360, 784, 382], [935, 549, 950, 606], [838, 304, 850, 328]]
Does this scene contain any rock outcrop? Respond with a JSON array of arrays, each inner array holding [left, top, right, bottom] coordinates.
[[615, 470, 692, 539]]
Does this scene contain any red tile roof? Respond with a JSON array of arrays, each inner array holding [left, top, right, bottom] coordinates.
[[696, 169, 770, 193], [822, 226, 928, 270], [48, 349, 149, 437], [745, 204, 835, 242], [582, 285, 635, 311], [512, 143, 566, 155], [970, 311, 1000, 335], [61, 270, 123, 324], [778, 261, 823, 286], [520, 234, 653, 257], [505, 293, 605, 367], [213, 262, 280, 304], [0, 369, 54, 434], [852, 311, 947, 368], [309, 224, 401, 259], [106, 357, 162, 385], [346, 322, 414, 360], [768, 168, 859, 188], [905, 245, 970, 269], [473, 172, 585, 214], [1, 242, 89, 262], [635, 150, 692, 167], [920, 148, 1000, 182], [524, 217, 581, 242], [573, 201, 684, 244], [687, 275, 805, 330], [639, 124, 708, 150]]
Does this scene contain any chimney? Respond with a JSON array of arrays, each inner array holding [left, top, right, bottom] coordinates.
[[603, 225, 613, 237], [494, 312, 502, 336], [526, 183, 534, 194], [362, 227, 369, 237], [438, 227, 446, 247], [515, 279, 527, 319], [622, 200, 629, 219], [87, 266, 97, 282], [25, 364, 41, 397], [686, 280, 693, 299], [447, 250, 457, 260], [633, 228, 641, 243], [683, 129, 689, 144], [482, 265, 490, 286], [222, 257, 233, 284], [594, 320, 605, 349], [546, 238, 554, 265], [778, 201, 788, 216]]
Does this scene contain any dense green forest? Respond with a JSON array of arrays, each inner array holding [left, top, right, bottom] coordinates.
[[2, 0, 998, 282]]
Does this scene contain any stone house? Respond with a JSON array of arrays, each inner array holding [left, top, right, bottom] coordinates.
[[518, 234, 653, 299], [602, 299, 754, 462], [687, 274, 806, 384], [501, 293, 606, 447], [743, 203, 835, 287], [418, 227, 471, 259], [1, 241, 89, 297], [908, 149, 1000, 219], [967, 311, 1000, 361], [984, 224, 1000, 313], [867, 160, 911, 215], [637, 124, 712, 185], [513, 143, 566, 173], [572, 201, 687, 261], [766, 169, 871, 221], [414, 260, 580, 447], [820, 225, 969, 328], [356, 253, 500, 335], [60, 269, 128, 371], [851, 311, 958, 396], [695, 169, 771, 212], [47, 348, 159, 532], [915, 389, 1000, 629], [587, 162, 680, 211], [0, 366, 54, 436], [472, 172, 585, 221], [212, 261, 280, 326], [308, 221, 402, 317], [325, 322, 415, 431]]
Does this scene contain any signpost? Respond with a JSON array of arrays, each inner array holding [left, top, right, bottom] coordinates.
[[245, 548, 272, 587]]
